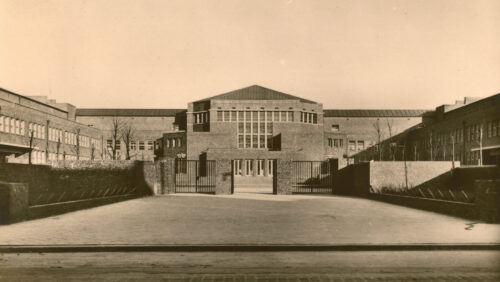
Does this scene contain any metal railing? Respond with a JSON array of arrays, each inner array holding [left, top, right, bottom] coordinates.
[[291, 161, 333, 193], [174, 159, 216, 193], [372, 186, 475, 203]]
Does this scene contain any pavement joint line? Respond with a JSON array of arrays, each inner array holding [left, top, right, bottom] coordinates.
[[1, 244, 500, 253]]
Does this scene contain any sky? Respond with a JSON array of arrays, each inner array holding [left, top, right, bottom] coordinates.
[[0, 0, 499, 109]]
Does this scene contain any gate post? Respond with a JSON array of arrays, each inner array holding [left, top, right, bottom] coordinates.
[[329, 158, 339, 194], [276, 159, 293, 195], [160, 158, 176, 194], [215, 159, 232, 195]]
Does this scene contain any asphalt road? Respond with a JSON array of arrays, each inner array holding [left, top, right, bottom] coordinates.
[[1, 251, 499, 281]]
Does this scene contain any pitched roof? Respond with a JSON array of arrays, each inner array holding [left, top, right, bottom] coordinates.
[[323, 109, 429, 117], [75, 108, 186, 117], [194, 85, 317, 104]]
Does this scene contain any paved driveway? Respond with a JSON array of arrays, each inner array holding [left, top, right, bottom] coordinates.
[[0, 193, 499, 245]]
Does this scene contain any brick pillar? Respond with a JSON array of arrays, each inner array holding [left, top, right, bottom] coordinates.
[[264, 159, 269, 177], [252, 159, 257, 176], [474, 179, 500, 223], [242, 159, 247, 176], [276, 159, 293, 195], [215, 159, 232, 195], [160, 158, 175, 194], [0, 182, 29, 224]]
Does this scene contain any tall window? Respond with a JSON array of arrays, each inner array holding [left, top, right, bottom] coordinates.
[[328, 138, 333, 147], [147, 140, 154, 150], [267, 159, 273, 176], [233, 160, 242, 176], [349, 140, 356, 151], [237, 110, 272, 149], [245, 159, 253, 176], [357, 141, 365, 151], [139, 141, 145, 150], [257, 159, 264, 176]]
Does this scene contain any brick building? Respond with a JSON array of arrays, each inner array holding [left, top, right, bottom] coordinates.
[[75, 109, 185, 161], [0, 88, 103, 163], [353, 93, 500, 166], [323, 109, 426, 167], [155, 85, 428, 187]]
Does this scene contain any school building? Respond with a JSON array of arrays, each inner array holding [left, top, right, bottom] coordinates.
[[352, 93, 500, 166], [0, 88, 103, 163]]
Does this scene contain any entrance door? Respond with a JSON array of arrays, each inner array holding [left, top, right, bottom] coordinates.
[[232, 159, 273, 193]]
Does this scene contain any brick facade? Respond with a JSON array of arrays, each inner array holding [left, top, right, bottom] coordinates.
[[353, 94, 500, 166], [0, 88, 103, 163]]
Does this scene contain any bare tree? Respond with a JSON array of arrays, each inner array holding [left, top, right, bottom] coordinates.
[[372, 120, 384, 160], [386, 118, 394, 139], [108, 118, 122, 160], [56, 136, 61, 160], [120, 122, 135, 160], [90, 142, 96, 161], [28, 130, 35, 165], [425, 131, 441, 161], [471, 125, 483, 166], [70, 128, 81, 160]]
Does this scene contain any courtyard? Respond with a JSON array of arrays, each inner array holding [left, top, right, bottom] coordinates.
[[0, 193, 499, 245]]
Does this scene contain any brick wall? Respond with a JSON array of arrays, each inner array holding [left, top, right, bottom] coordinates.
[[0, 161, 154, 205], [369, 161, 458, 192]]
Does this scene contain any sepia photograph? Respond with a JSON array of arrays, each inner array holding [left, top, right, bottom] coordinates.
[[0, 0, 499, 280]]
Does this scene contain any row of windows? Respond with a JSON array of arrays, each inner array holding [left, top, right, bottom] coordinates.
[[486, 119, 500, 138], [438, 120, 499, 147], [465, 151, 481, 165], [233, 159, 273, 176], [165, 138, 182, 148], [327, 138, 344, 148], [348, 140, 367, 151], [0, 116, 26, 136], [64, 131, 77, 145], [299, 112, 318, 124], [79, 135, 90, 147], [217, 111, 296, 123], [107, 140, 154, 151], [194, 112, 209, 124], [327, 138, 373, 151], [48, 128, 63, 142]]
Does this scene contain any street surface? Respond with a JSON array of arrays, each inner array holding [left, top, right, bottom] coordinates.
[[0, 193, 499, 245], [1, 251, 499, 281]]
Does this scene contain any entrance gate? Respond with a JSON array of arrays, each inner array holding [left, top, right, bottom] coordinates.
[[291, 161, 334, 193], [174, 159, 216, 193]]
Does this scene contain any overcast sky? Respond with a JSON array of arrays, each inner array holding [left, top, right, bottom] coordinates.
[[1, 0, 499, 109]]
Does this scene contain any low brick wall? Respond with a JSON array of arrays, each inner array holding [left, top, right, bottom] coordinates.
[[335, 162, 500, 222], [369, 161, 458, 192], [368, 193, 477, 219], [0, 161, 155, 224], [0, 182, 29, 224], [475, 179, 500, 222], [29, 194, 138, 220], [334, 163, 369, 195]]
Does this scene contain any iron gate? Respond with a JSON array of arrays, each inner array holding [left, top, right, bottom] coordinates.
[[175, 159, 216, 193], [291, 161, 334, 193]]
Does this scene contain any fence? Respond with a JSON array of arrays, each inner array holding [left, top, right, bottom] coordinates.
[[175, 159, 216, 193], [291, 161, 333, 193], [372, 186, 475, 203]]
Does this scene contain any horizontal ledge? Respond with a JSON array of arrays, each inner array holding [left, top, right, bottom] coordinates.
[[0, 244, 499, 253]]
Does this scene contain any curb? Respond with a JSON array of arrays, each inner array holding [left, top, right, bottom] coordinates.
[[1, 244, 499, 253]]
